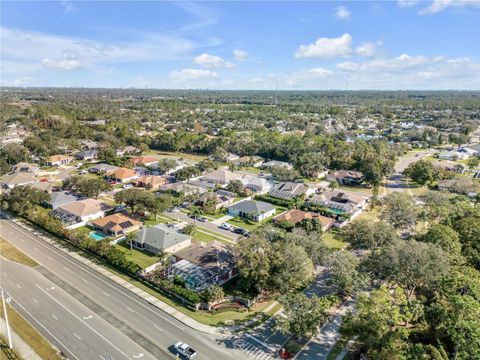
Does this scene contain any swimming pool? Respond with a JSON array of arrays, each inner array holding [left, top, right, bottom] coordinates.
[[89, 232, 107, 241]]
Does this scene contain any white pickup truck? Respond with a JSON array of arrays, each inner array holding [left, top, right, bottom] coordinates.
[[174, 342, 197, 359]]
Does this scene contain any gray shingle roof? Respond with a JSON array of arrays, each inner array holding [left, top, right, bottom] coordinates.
[[47, 191, 78, 207], [136, 224, 191, 251], [228, 200, 274, 215]]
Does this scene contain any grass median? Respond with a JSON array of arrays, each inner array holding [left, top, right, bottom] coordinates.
[[0, 238, 38, 267], [0, 298, 61, 360]]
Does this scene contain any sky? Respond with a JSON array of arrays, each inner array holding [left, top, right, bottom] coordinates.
[[1, 0, 480, 90]]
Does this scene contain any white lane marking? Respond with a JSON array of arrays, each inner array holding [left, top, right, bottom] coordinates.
[[63, 267, 71, 272], [73, 333, 82, 341], [81, 278, 89, 283], [51, 313, 59, 320], [82, 315, 93, 320], [33, 246, 39, 251], [102, 291, 110, 297], [33, 298, 39, 304], [16, 284, 22, 289], [126, 306, 135, 313], [4, 220, 185, 331], [35, 284, 131, 360], [153, 325, 163, 331], [46, 286, 55, 291], [48, 256, 53, 260], [9, 296, 81, 360], [99, 356, 106, 360], [244, 334, 276, 352]]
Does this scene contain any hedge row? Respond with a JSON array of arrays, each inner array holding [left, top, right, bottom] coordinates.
[[254, 194, 293, 207]]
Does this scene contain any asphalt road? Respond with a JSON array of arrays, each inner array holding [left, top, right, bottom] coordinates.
[[384, 150, 433, 193], [1, 257, 156, 360], [0, 218, 247, 360]]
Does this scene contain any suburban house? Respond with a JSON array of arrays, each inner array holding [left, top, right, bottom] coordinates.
[[438, 149, 472, 161], [228, 200, 276, 222], [262, 160, 293, 170], [326, 170, 364, 185], [225, 153, 240, 162], [116, 146, 140, 156], [74, 150, 98, 161], [28, 182, 55, 193], [437, 178, 479, 196], [309, 190, 369, 218], [233, 156, 264, 168], [431, 160, 467, 174], [89, 214, 142, 237], [0, 173, 37, 190], [132, 223, 192, 255], [273, 209, 335, 231], [43, 191, 78, 209], [46, 155, 74, 167], [200, 169, 241, 185], [81, 140, 99, 150], [463, 144, 480, 156], [157, 182, 207, 196], [11, 162, 40, 175], [88, 163, 119, 174], [50, 199, 111, 225], [240, 175, 273, 194], [194, 190, 235, 210], [133, 175, 166, 190], [269, 182, 314, 200], [169, 241, 235, 292], [129, 156, 158, 168], [107, 167, 138, 183]]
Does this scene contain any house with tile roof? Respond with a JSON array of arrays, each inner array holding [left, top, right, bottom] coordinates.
[[1, 173, 37, 190], [133, 175, 166, 190], [46, 155, 73, 167], [129, 156, 158, 167], [200, 169, 241, 185], [90, 214, 142, 237], [269, 182, 314, 200], [50, 199, 111, 225], [107, 167, 138, 183]]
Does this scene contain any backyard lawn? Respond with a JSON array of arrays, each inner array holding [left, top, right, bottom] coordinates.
[[142, 214, 169, 227], [115, 240, 160, 269], [322, 230, 348, 249]]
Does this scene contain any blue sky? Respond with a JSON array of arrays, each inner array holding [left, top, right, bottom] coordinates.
[[1, 0, 479, 89]]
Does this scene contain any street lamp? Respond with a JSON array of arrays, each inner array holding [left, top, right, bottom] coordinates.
[[1, 289, 13, 349]]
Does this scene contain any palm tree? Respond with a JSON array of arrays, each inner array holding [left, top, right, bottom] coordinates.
[[328, 181, 339, 192]]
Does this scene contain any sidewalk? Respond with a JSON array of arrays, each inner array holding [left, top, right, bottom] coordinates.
[[295, 299, 355, 360], [0, 317, 42, 360], [10, 217, 272, 336]]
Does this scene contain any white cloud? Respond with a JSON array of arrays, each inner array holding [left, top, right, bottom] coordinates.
[[169, 68, 218, 80], [419, 0, 480, 14], [295, 34, 379, 59], [42, 57, 83, 70], [60, 0, 76, 14], [308, 68, 334, 77], [0, 77, 35, 86], [295, 33, 353, 59], [233, 49, 249, 61], [335, 6, 351, 20], [355, 42, 377, 57], [398, 0, 421, 7], [0, 26, 195, 74], [193, 53, 234, 68]]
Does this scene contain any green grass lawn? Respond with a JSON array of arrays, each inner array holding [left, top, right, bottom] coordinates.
[[191, 231, 218, 243], [204, 210, 228, 220], [142, 214, 169, 227], [227, 217, 262, 231], [115, 240, 160, 269], [0, 238, 39, 267], [322, 230, 348, 249], [145, 150, 207, 162], [74, 226, 91, 235]]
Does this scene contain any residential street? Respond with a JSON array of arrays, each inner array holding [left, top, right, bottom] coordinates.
[[0, 217, 247, 360]]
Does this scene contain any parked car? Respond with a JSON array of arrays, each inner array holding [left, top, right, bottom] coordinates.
[[233, 227, 249, 236], [219, 223, 234, 231], [174, 342, 197, 359], [197, 216, 208, 222], [123, 184, 133, 189]]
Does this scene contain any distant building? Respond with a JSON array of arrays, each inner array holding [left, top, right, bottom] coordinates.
[[0, 173, 37, 190], [200, 169, 241, 185], [262, 160, 293, 170], [46, 155, 73, 167], [129, 156, 158, 168], [326, 170, 364, 185], [11, 162, 40, 175], [88, 163, 119, 174], [74, 150, 98, 161]]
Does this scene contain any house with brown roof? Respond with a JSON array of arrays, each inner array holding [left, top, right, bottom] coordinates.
[[50, 199, 111, 225], [89, 214, 142, 237], [133, 175, 166, 190], [169, 241, 235, 291], [129, 156, 158, 167], [107, 167, 138, 183], [273, 209, 335, 232], [46, 155, 74, 167], [326, 170, 364, 185]]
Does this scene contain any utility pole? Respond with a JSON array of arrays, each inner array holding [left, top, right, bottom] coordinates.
[[1, 289, 13, 349]]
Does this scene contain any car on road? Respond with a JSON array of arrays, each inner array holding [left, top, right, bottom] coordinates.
[[123, 184, 133, 189], [219, 223, 234, 231], [174, 342, 197, 359], [197, 216, 208, 222], [233, 227, 249, 236]]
